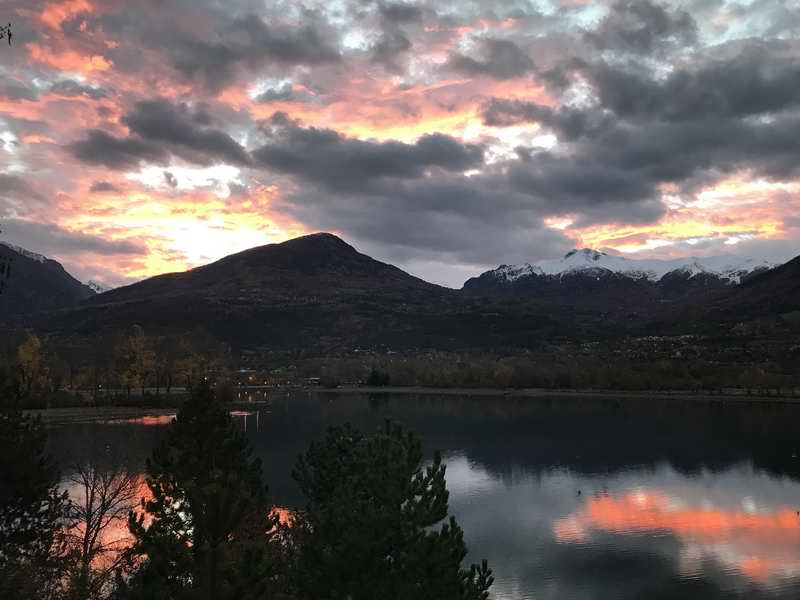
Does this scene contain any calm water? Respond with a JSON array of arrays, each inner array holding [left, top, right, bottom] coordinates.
[[47, 392, 800, 600]]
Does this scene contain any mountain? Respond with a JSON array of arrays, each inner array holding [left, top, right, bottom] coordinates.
[[471, 249, 773, 284], [39, 233, 603, 350], [701, 254, 800, 321], [0, 242, 96, 318], [86, 280, 113, 294], [40, 233, 469, 349], [27, 234, 797, 350], [463, 249, 775, 315]]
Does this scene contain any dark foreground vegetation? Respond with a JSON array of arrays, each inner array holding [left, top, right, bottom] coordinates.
[[0, 385, 493, 600]]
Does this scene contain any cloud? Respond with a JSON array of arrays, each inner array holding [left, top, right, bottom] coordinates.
[[5, 0, 800, 284], [70, 99, 250, 169], [253, 114, 484, 191], [48, 79, 108, 100], [276, 174, 575, 283], [122, 99, 251, 166], [169, 15, 341, 92], [89, 180, 119, 193], [0, 219, 146, 257], [482, 98, 616, 140], [163, 170, 178, 188], [0, 79, 39, 102], [254, 82, 295, 102], [585, 0, 698, 55], [580, 44, 800, 122], [371, 28, 413, 71], [448, 38, 535, 80], [69, 130, 168, 169], [378, 2, 424, 23], [0, 174, 48, 205]]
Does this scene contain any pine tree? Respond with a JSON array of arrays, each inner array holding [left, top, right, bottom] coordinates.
[[127, 385, 282, 600], [0, 408, 69, 600], [291, 421, 493, 600]]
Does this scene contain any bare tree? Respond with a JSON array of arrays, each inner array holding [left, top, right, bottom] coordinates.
[[63, 462, 141, 600]]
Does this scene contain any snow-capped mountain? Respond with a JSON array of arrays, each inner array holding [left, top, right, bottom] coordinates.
[[0, 242, 97, 317], [480, 249, 775, 286], [0, 241, 48, 264], [462, 249, 779, 314], [86, 280, 113, 294]]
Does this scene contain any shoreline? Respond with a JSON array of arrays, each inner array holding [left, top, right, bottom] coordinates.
[[313, 385, 800, 403], [26, 386, 800, 424]]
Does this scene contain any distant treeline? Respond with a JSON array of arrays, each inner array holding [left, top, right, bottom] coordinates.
[[2, 324, 799, 410], [293, 350, 800, 397], [0, 326, 233, 409]]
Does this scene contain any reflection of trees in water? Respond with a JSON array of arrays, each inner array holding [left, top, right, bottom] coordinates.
[[46, 393, 800, 506], [43, 393, 800, 600], [62, 461, 142, 598]]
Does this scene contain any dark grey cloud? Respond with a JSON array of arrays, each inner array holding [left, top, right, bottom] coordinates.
[[370, 2, 423, 71], [253, 114, 484, 191], [122, 99, 251, 165], [170, 15, 341, 92], [69, 130, 168, 169], [0, 218, 146, 257], [89, 181, 119, 193], [371, 28, 413, 71], [378, 2, 424, 23], [495, 109, 800, 229], [0, 80, 38, 102], [580, 45, 800, 122], [276, 173, 575, 279], [448, 38, 535, 80], [586, 0, 698, 55], [163, 170, 178, 188], [254, 82, 295, 102], [482, 98, 616, 140], [49, 80, 108, 100], [0, 174, 48, 204]]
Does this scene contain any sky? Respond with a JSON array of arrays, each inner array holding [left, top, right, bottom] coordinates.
[[1, 0, 799, 288]]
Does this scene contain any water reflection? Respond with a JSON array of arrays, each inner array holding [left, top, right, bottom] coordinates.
[[46, 393, 800, 600], [103, 414, 176, 426]]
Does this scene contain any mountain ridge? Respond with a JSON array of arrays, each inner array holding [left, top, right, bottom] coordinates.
[[0, 242, 97, 318], [470, 249, 775, 287], [5, 232, 798, 350]]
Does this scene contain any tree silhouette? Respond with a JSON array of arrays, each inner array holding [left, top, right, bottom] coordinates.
[[291, 421, 493, 600], [127, 385, 282, 599], [63, 461, 140, 600], [0, 409, 69, 599]]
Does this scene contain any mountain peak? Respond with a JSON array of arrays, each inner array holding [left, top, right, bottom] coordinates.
[[564, 248, 607, 261], [280, 232, 355, 251], [471, 252, 778, 288]]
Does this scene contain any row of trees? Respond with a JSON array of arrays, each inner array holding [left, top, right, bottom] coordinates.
[[0, 328, 231, 408], [0, 386, 493, 599], [294, 352, 800, 396]]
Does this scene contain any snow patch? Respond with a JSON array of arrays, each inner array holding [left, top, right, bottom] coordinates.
[[86, 280, 113, 294], [487, 249, 775, 285], [0, 241, 48, 263]]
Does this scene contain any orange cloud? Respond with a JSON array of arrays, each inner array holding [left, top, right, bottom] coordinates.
[[28, 43, 112, 73], [555, 490, 800, 584], [39, 0, 93, 30]]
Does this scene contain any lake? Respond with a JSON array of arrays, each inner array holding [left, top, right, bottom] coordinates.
[[46, 392, 800, 600]]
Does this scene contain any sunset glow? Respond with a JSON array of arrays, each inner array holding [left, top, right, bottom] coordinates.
[[1, 0, 798, 287]]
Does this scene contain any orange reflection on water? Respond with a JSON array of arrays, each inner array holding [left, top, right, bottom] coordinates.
[[554, 490, 800, 583], [105, 414, 176, 426]]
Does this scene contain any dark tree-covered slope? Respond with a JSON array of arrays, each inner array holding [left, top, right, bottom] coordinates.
[[0, 243, 95, 319]]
